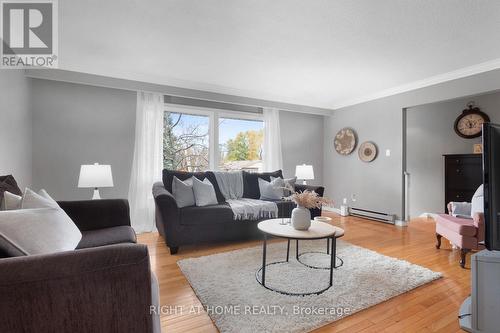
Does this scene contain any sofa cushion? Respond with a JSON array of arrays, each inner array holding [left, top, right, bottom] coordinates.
[[162, 170, 225, 203], [259, 178, 284, 200], [76, 226, 136, 249], [0, 175, 22, 207], [435, 214, 477, 237], [242, 170, 283, 199], [180, 204, 234, 225]]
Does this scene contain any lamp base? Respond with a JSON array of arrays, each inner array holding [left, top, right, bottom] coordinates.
[[302, 180, 308, 185], [92, 188, 101, 200]]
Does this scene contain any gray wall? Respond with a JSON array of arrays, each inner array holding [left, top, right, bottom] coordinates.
[[324, 68, 500, 220], [0, 71, 32, 188], [280, 111, 324, 185], [407, 91, 500, 218], [30, 78, 323, 200], [31, 79, 136, 201]]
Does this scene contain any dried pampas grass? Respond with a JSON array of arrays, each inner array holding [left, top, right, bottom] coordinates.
[[286, 190, 333, 209]]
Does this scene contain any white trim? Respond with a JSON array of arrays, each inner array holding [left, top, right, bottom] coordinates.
[[332, 58, 500, 109], [395, 219, 408, 227]]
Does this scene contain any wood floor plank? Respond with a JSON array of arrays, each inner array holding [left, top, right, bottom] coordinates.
[[138, 213, 470, 333]]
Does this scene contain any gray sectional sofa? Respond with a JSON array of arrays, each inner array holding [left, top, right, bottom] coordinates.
[[154, 169, 324, 254]]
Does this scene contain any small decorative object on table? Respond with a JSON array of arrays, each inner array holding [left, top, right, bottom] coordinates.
[[287, 190, 333, 230]]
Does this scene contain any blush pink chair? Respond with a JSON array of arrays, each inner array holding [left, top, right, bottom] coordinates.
[[435, 202, 485, 268]]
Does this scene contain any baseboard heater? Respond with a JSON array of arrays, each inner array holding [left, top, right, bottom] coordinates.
[[349, 207, 396, 224]]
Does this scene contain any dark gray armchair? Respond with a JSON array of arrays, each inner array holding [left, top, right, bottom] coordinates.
[[0, 199, 160, 333]]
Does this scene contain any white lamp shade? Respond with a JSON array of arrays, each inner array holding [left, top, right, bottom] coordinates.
[[295, 164, 314, 180], [78, 163, 114, 188]]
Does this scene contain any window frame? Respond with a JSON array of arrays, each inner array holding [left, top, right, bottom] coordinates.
[[164, 103, 264, 171]]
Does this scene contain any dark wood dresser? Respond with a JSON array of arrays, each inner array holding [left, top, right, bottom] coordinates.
[[443, 154, 482, 212]]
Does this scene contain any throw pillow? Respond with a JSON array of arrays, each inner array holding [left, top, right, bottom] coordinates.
[[21, 188, 59, 209], [258, 178, 284, 200], [172, 176, 195, 208], [0, 207, 82, 256], [0, 175, 22, 206], [471, 184, 484, 216], [2, 191, 22, 210], [271, 176, 297, 196], [242, 170, 284, 199], [192, 177, 218, 206]]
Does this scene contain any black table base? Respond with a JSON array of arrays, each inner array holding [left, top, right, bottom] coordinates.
[[255, 234, 342, 296]]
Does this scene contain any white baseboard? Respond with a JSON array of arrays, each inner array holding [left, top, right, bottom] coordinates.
[[418, 212, 439, 220], [395, 219, 408, 227]]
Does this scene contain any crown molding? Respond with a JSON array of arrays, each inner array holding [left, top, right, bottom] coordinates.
[[332, 58, 500, 110]]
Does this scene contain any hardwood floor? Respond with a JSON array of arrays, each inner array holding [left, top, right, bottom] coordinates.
[[138, 212, 471, 333]]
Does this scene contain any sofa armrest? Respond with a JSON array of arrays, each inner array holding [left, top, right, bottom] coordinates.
[[153, 182, 181, 245], [0, 244, 154, 333], [474, 212, 485, 242], [58, 199, 131, 231]]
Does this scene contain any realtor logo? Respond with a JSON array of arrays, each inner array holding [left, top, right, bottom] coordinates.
[[1, 0, 58, 68]]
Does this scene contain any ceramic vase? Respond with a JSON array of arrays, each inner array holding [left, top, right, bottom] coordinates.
[[291, 206, 311, 230]]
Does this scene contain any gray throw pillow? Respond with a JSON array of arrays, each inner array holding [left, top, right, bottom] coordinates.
[[192, 177, 218, 206], [172, 176, 195, 208], [271, 176, 297, 196], [0, 188, 82, 256], [259, 178, 284, 200]]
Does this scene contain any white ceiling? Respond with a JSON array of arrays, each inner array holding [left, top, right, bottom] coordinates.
[[59, 0, 500, 110]]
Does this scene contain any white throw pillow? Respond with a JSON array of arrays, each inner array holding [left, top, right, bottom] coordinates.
[[259, 178, 284, 200], [21, 188, 59, 209], [172, 176, 195, 208], [192, 177, 218, 206], [471, 184, 484, 216], [2, 191, 22, 210], [0, 208, 82, 256], [0, 188, 82, 256]]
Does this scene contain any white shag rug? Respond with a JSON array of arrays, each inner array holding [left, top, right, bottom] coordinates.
[[178, 239, 441, 333]]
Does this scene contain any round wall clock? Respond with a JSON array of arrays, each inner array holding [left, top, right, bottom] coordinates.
[[454, 103, 490, 139], [358, 141, 377, 162], [334, 128, 357, 155]]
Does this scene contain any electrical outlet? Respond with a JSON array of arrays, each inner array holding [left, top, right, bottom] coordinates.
[[351, 194, 356, 202], [385, 149, 391, 157]]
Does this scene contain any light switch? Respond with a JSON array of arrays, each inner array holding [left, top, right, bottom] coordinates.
[[385, 149, 391, 157]]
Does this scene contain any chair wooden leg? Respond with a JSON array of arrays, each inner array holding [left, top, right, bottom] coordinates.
[[435, 233, 442, 249], [460, 249, 470, 268]]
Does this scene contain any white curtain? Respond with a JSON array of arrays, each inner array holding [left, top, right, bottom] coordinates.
[[263, 107, 283, 171], [128, 92, 164, 233]]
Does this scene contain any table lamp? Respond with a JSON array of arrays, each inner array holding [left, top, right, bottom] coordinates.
[[78, 163, 114, 200], [295, 164, 314, 185]]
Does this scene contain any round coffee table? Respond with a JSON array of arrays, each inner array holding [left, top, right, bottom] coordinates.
[[256, 219, 345, 296]]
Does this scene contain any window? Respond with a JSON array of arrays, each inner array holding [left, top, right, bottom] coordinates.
[[163, 105, 264, 172], [218, 117, 264, 171], [163, 112, 210, 172]]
